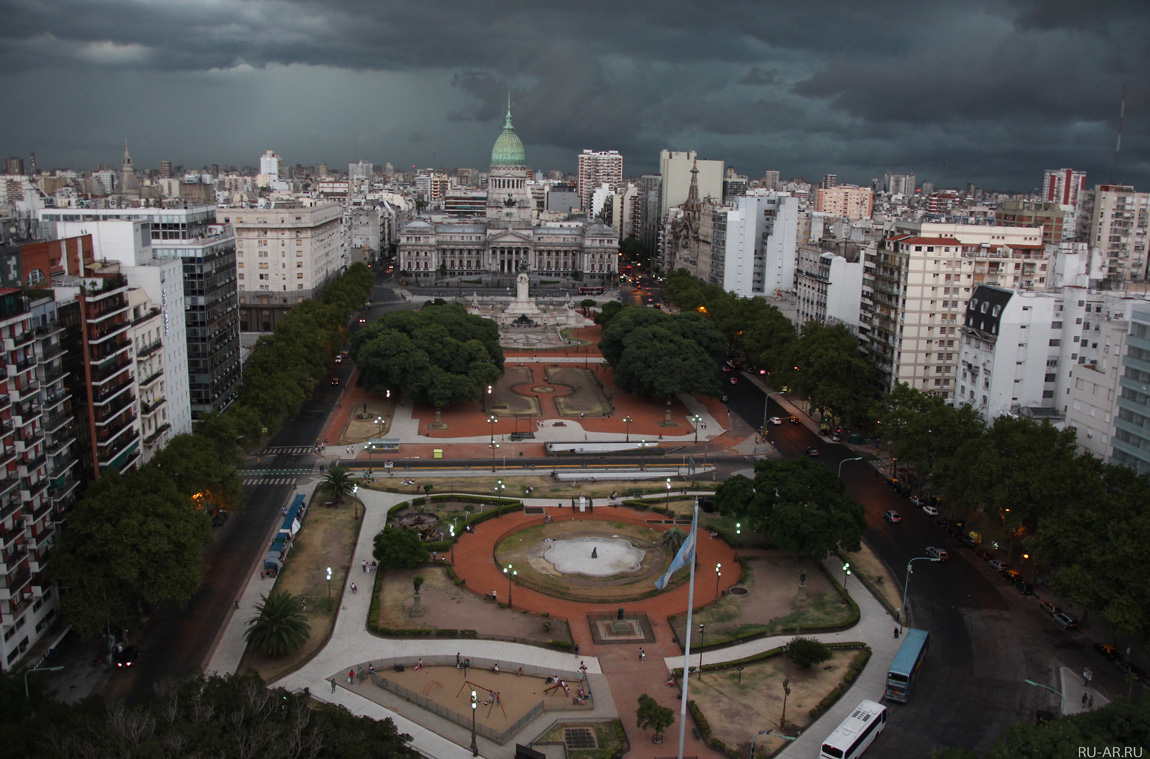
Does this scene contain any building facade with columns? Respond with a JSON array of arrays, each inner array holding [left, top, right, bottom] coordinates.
[[398, 107, 618, 288]]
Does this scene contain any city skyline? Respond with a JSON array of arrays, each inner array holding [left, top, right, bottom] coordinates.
[[2, 1, 1148, 191]]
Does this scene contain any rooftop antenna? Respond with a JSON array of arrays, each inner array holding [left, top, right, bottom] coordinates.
[[1112, 82, 1127, 184]]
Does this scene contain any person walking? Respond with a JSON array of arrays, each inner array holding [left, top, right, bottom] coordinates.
[[234, 599, 240, 610], [456, 652, 461, 668], [331, 679, 337, 693], [1082, 692, 1088, 707], [347, 669, 355, 684], [362, 559, 368, 573], [639, 648, 645, 661]]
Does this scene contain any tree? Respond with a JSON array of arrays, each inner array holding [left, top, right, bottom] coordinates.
[[731, 459, 866, 561], [51, 469, 213, 637], [5, 670, 421, 759], [660, 527, 687, 557], [151, 432, 246, 514], [786, 322, 878, 428], [636, 694, 675, 741], [785, 637, 832, 668], [352, 303, 503, 407], [243, 590, 311, 657], [594, 300, 625, 326], [580, 298, 596, 316], [372, 526, 429, 570], [713, 474, 756, 517], [321, 464, 355, 505], [612, 325, 723, 400]]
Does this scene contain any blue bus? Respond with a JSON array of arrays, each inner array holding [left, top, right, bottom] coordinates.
[[885, 628, 929, 703]]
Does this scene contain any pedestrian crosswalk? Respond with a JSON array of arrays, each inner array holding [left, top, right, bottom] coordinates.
[[260, 446, 315, 455], [243, 475, 305, 487]]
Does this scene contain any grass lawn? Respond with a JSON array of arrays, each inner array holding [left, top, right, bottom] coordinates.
[[237, 493, 361, 681], [688, 649, 864, 756]]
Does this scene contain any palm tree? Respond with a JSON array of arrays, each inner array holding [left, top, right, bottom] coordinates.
[[321, 465, 354, 505], [243, 590, 311, 657], [661, 527, 686, 557]]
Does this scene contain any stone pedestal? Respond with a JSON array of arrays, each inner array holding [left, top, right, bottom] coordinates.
[[410, 593, 424, 617]]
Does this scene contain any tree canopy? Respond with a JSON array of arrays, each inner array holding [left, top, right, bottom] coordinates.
[[599, 307, 726, 400], [244, 590, 311, 657], [1, 669, 420, 759], [51, 468, 213, 637], [785, 321, 879, 428], [372, 526, 429, 570], [714, 458, 866, 561], [352, 303, 503, 407], [636, 694, 675, 739]]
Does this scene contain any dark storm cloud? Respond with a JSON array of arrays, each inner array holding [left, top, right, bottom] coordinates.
[[1, 0, 1149, 190]]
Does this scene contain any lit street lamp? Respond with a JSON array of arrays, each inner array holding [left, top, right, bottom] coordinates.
[[352, 484, 359, 520], [666, 478, 671, 510], [715, 562, 722, 597], [470, 689, 479, 756], [485, 384, 492, 413], [690, 413, 702, 443], [842, 562, 851, 591], [503, 563, 517, 607], [623, 415, 633, 442], [488, 415, 498, 471], [761, 390, 784, 431], [326, 566, 333, 610]]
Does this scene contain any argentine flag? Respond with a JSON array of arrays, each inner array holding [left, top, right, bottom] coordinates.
[[654, 506, 698, 590]]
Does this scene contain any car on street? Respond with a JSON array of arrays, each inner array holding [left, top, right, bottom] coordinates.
[[804, 447, 820, 457], [330, 377, 340, 385], [789, 416, 800, 424], [832, 432, 842, 442], [959, 534, 977, 548], [1003, 569, 1024, 584], [729, 377, 738, 385], [1040, 601, 1062, 616], [768, 416, 782, 425], [335, 354, 343, 363], [1095, 643, 1119, 661], [987, 560, 1007, 573], [882, 510, 901, 523], [921, 504, 939, 517], [974, 548, 993, 561], [925, 546, 949, 561], [113, 645, 140, 668], [358, 317, 366, 323], [720, 394, 729, 403], [1053, 612, 1079, 630]]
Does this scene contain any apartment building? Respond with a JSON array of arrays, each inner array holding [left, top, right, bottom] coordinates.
[[814, 185, 873, 220], [795, 241, 866, 331], [577, 150, 622, 213], [1112, 308, 1150, 474], [220, 202, 342, 333], [1076, 184, 1150, 288], [861, 222, 1047, 396]]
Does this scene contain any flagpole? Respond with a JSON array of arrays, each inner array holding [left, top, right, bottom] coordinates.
[[676, 497, 699, 759]]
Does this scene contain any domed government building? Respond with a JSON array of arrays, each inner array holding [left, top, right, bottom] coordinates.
[[397, 105, 618, 287]]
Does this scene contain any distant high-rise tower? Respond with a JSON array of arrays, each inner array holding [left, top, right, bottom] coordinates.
[[1042, 168, 1086, 207], [4, 157, 24, 176], [159, 160, 173, 179], [577, 150, 623, 214], [822, 173, 838, 189], [762, 170, 780, 191], [259, 150, 281, 183]]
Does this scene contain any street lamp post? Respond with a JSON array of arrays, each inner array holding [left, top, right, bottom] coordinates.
[[352, 484, 359, 520], [385, 389, 391, 420], [838, 456, 863, 478], [715, 563, 722, 597], [762, 390, 784, 431], [691, 414, 702, 443], [623, 416, 633, 442], [449, 524, 456, 565], [470, 689, 479, 756], [485, 384, 492, 413], [666, 478, 671, 510], [488, 415, 498, 471], [842, 562, 851, 591], [24, 666, 64, 698], [1024, 678, 1066, 714], [900, 555, 941, 632], [698, 623, 705, 679], [503, 563, 517, 607], [326, 566, 333, 610], [780, 677, 791, 730], [640, 440, 646, 471]]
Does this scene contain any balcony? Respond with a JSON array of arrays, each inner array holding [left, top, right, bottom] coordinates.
[[20, 453, 47, 474], [2, 330, 34, 352], [0, 394, 9, 412], [0, 566, 32, 596], [99, 439, 140, 474], [143, 423, 171, 447], [0, 476, 19, 502], [12, 403, 42, 426], [140, 396, 166, 416], [48, 478, 79, 504], [37, 342, 64, 362], [42, 388, 67, 411], [46, 434, 74, 458], [138, 368, 164, 388], [6, 355, 37, 376], [38, 363, 65, 385], [11, 381, 39, 402], [34, 323, 63, 339], [87, 319, 130, 346], [41, 412, 68, 435], [20, 478, 48, 502], [135, 339, 162, 360]]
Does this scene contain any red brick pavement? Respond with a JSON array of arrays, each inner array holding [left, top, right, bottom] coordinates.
[[454, 505, 734, 758]]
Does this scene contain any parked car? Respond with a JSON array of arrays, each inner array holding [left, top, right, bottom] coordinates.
[[804, 447, 820, 457], [921, 504, 939, 517], [925, 546, 949, 562], [960, 535, 977, 549], [988, 560, 1007, 573], [1053, 612, 1080, 630], [768, 416, 782, 426], [1040, 601, 1062, 616], [789, 416, 801, 425], [1003, 569, 1025, 583], [1095, 643, 1120, 661], [974, 548, 993, 561], [882, 510, 902, 523], [1015, 580, 1035, 596]]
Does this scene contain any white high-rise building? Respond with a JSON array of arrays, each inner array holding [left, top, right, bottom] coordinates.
[[577, 150, 622, 214], [715, 193, 800, 298], [1075, 184, 1150, 288], [349, 161, 374, 190], [259, 150, 281, 179], [1042, 168, 1086, 207]]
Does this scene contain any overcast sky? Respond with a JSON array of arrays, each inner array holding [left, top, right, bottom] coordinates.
[[2, 0, 1148, 192]]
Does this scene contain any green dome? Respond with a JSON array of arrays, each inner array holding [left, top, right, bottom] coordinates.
[[490, 107, 526, 167]]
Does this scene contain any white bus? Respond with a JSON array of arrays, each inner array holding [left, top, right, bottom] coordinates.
[[819, 699, 887, 759]]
